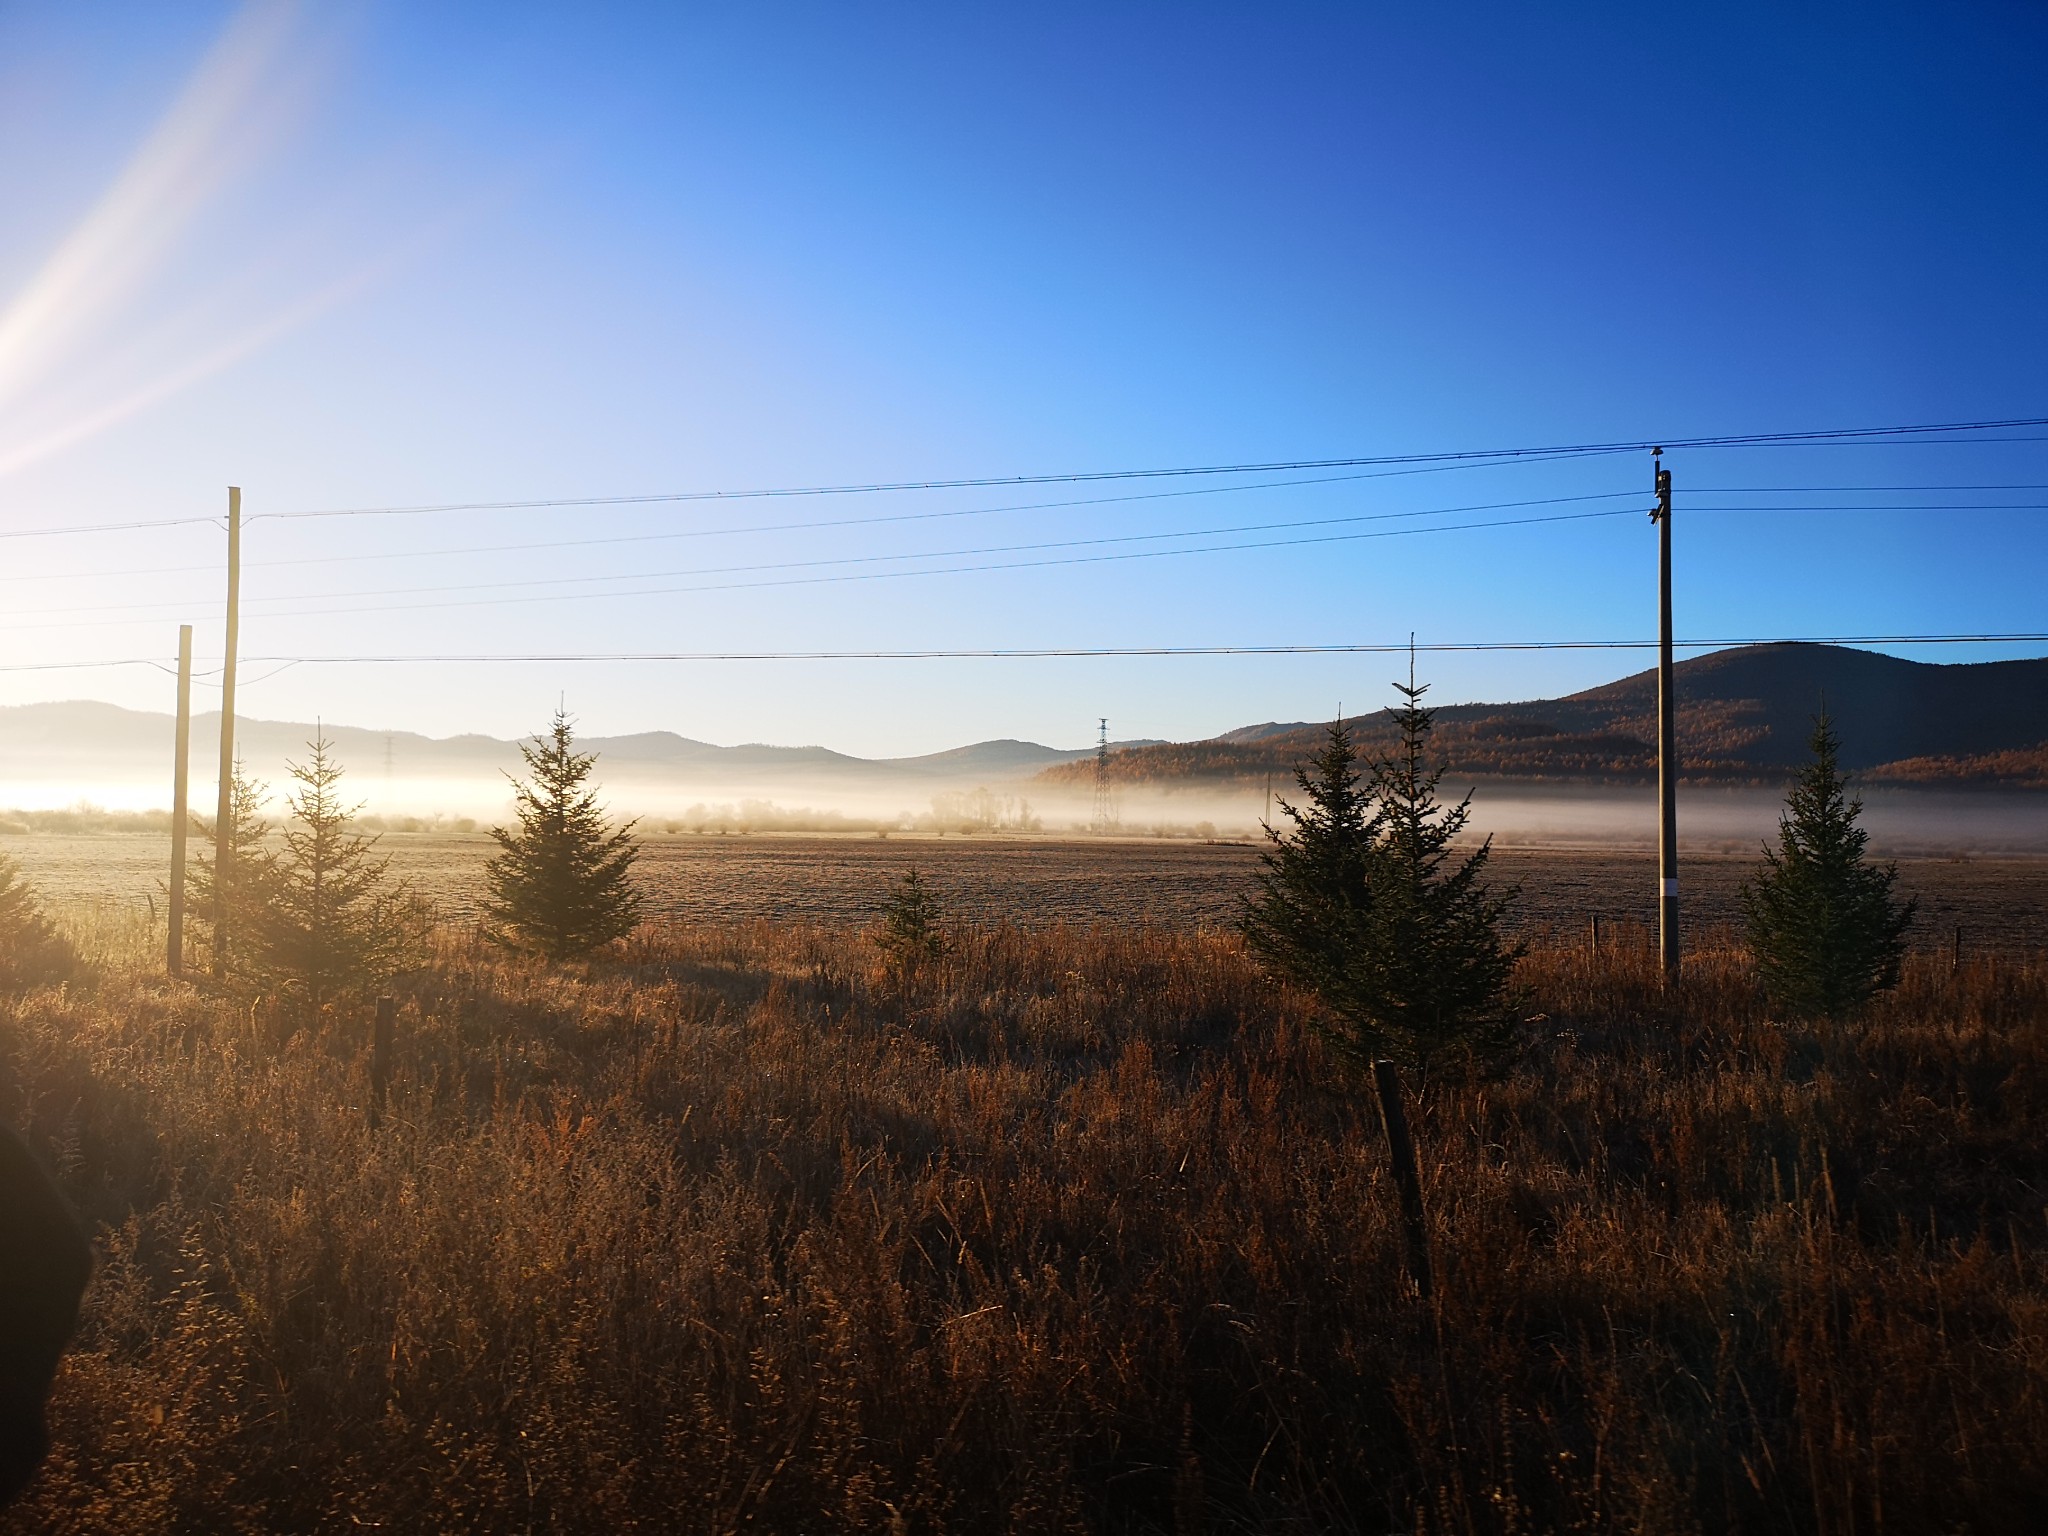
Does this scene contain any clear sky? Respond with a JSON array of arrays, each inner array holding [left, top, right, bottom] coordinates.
[[1, 2, 2043, 757]]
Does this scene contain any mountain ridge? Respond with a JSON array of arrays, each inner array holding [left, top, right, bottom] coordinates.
[[0, 701, 1142, 785], [1037, 644, 2048, 789], [3, 645, 2041, 793]]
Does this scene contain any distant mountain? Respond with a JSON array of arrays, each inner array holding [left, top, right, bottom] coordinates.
[[1035, 644, 2048, 788], [6, 645, 2039, 801], [0, 702, 1113, 789]]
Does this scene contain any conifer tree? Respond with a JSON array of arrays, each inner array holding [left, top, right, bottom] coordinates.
[[1742, 711, 1915, 1019], [1242, 717, 1381, 1006], [1343, 677, 1524, 1076], [0, 853, 72, 989], [1244, 677, 1523, 1299], [484, 710, 643, 960], [877, 867, 946, 974], [256, 736, 424, 1010], [185, 755, 274, 978]]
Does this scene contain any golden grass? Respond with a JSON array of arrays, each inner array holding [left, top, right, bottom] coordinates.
[[2, 918, 2044, 1532]]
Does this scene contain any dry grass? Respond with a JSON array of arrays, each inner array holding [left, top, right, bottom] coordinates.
[[2, 916, 2044, 1533]]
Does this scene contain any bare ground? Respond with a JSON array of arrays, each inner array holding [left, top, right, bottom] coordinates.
[[8, 829, 2045, 949]]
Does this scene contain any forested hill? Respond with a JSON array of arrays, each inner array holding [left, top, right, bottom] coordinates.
[[1034, 644, 2048, 789]]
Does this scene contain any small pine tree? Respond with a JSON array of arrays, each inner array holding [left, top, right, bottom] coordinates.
[[0, 853, 72, 990], [877, 867, 947, 973], [255, 735, 425, 1011], [1742, 711, 1915, 1019], [484, 710, 643, 960], [1343, 678, 1524, 1077], [1244, 678, 1524, 1299], [1242, 717, 1381, 1006], [185, 754, 275, 978]]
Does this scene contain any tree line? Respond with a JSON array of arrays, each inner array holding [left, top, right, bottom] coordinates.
[[1237, 669, 1914, 1296], [1, 684, 1918, 1081], [183, 708, 643, 1008]]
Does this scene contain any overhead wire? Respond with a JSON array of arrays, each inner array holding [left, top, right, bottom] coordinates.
[[5, 413, 2044, 544], [22, 492, 1650, 620], [9, 478, 2048, 590], [8, 492, 2048, 627], [9, 632, 2046, 675], [10, 480, 2047, 590], [0, 513, 224, 542], [256, 414, 2048, 520], [0, 504, 1649, 630], [0, 459, 1631, 584]]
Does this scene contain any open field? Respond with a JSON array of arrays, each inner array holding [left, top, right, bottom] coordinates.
[[8, 829, 2048, 949], [3, 914, 2046, 1531]]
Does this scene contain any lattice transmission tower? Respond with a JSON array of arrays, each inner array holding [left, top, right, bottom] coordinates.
[[1091, 718, 1119, 834]]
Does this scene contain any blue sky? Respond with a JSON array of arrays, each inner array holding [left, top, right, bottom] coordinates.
[[0, 2, 2043, 756]]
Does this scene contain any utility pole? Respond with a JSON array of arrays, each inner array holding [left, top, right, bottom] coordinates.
[[168, 624, 193, 975], [213, 486, 241, 976], [1651, 450, 1678, 986]]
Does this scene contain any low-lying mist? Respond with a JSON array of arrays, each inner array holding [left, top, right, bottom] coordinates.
[[4, 769, 2043, 854]]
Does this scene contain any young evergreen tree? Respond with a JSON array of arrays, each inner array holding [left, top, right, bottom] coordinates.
[[1742, 711, 1915, 1019], [484, 710, 643, 960], [1343, 677, 1524, 1077], [877, 867, 947, 974], [184, 755, 274, 978], [1244, 679, 1524, 1299], [1242, 717, 1381, 1005], [0, 853, 72, 990], [255, 736, 424, 1011]]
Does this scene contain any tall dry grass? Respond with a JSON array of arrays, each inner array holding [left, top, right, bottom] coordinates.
[[2, 916, 2044, 1533]]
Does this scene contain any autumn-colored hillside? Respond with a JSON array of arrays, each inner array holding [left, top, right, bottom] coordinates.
[[1036, 643, 2048, 787]]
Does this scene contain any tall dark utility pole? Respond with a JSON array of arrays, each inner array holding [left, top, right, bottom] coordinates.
[[213, 486, 241, 976], [1651, 450, 1678, 986]]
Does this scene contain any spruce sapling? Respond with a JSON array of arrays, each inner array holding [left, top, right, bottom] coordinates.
[[484, 710, 643, 960], [256, 736, 425, 1012], [1244, 675, 1524, 1299], [1742, 710, 1915, 1019]]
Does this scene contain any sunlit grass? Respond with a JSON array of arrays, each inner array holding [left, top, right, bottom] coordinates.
[[2, 917, 2044, 1531]]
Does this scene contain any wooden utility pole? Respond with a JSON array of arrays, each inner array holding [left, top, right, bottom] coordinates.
[[1651, 450, 1678, 986], [168, 624, 193, 975], [212, 486, 241, 976]]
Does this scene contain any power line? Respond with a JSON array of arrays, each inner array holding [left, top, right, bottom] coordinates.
[[262, 449, 1630, 518], [1686, 483, 2048, 493], [0, 464, 1640, 585], [0, 513, 223, 542], [258, 415, 2048, 519], [141, 494, 1656, 616], [1665, 503, 2048, 512], [100, 502, 2048, 622], [7, 632, 2043, 675], [19, 480, 2048, 589], [14, 494, 2048, 630], [0, 505, 1647, 631], [4, 414, 2043, 543]]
